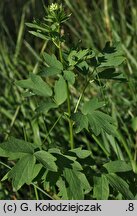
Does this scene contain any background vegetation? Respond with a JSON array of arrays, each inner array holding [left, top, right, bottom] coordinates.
[[0, 0, 137, 199]]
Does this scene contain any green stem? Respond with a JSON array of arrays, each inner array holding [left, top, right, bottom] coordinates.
[[5, 105, 20, 140], [66, 82, 74, 149], [91, 133, 110, 157], [34, 184, 39, 200], [74, 70, 95, 113], [74, 79, 94, 113], [42, 114, 62, 145], [0, 161, 11, 169], [31, 183, 58, 200], [58, 43, 74, 149]]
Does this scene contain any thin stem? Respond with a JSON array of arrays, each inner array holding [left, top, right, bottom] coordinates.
[[42, 114, 63, 145], [74, 68, 95, 113], [66, 82, 74, 149], [31, 183, 59, 200], [91, 133, 110, 157], [74, 79, 94, 113], [34, 184, 39, 200], [0, 161, 11, 169], [58, 42, 74, 149], [5, 105, 20, 140]]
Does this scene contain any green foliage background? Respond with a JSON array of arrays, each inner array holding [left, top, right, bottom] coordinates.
[[0, 0, 137, 199]]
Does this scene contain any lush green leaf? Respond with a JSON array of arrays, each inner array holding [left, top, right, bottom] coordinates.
[[76, 49, 90, 59], [63, 168, 84, 199], [8, 154, 36, 190], [40, 67, 62, 77], [98, 42, 125, 68], [82, 98, 105, 114], [68, 49, 89, 66], [73, 99, 116, 136], [28, 31, 50, 40], [30, 73, 52, 96], [93, 175, 109, 200], [49, 150, 81, 171], [97, 68, 127, 81], [22, 90, 36, 97], [71, 160, 83, 171], [77, 172, 91, 194], [106, 173, 134, 199], [70, 147, 91, 159], [75, 61, 89, 75], [34, 150, 58, 172], [68, 50, 78, 66], [63, 70, 75, 84], [132, 117, 137, 132], [0, 150, 26, 160], [43, 53, 63, 70], [103, 160, 132, 173], [0, 137, 37, 154], [16, 78, 32, 89], [26, 22, 49, 32], [57, 177, 68, 199], [87, 111, 116, 136], [16, 74, 52, 97], [72, 112, 88, 133], [41, 53, 63, 77], [35, 101, 57, 114], [54, 76, 67, 105], [30, 164, 43, 181]]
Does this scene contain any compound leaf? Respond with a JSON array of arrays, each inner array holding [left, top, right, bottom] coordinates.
[[73, 99, 116, 136]]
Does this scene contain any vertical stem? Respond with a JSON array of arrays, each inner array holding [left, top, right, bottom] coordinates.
[[34, 185, 39, 200], [66, 82, 74, 149], [59, 43, 74, 149]]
